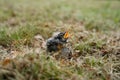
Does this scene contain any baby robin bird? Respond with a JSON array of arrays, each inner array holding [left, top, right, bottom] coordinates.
[[46, 31, 72, 59], [46, 31, 69, 52]]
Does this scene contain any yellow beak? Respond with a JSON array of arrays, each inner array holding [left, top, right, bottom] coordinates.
[[63, 31, 70, 39]]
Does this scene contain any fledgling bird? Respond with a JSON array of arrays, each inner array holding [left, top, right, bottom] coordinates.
[[46, 31, 69, 52], [46, 31, 72, 59]]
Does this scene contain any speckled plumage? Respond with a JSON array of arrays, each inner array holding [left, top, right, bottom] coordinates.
[[46, 32, 67, 52], [46, 32, 72, 59]]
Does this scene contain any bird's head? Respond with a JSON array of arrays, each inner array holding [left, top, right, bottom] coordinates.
[[55, 31, 70, 43]]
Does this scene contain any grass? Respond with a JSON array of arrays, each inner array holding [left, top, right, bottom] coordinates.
[[0, 53, 110, 80], [0, 0, 120, 80]]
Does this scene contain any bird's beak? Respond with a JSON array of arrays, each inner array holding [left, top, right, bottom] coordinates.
[[63, 31, 70, 39]]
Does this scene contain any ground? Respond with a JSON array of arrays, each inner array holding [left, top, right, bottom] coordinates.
[[0, 0, 120, 80]]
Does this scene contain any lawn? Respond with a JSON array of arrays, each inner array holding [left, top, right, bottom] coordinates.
[[0, 0, 120, 80]]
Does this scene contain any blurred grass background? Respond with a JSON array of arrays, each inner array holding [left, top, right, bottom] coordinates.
[[0, 0, 120, 80], [0, 0, 120, 47]]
